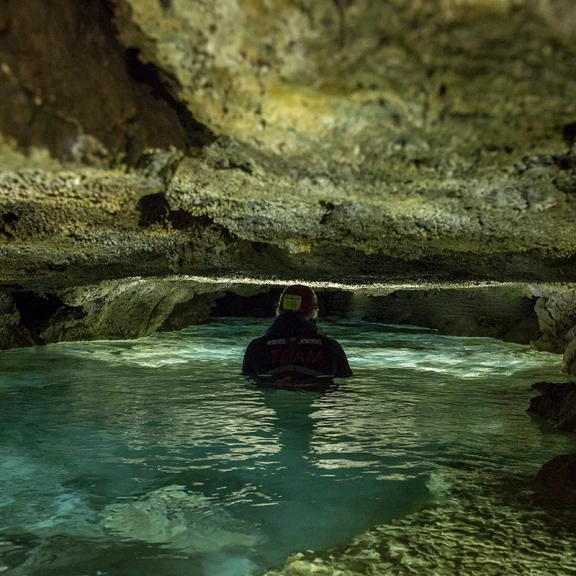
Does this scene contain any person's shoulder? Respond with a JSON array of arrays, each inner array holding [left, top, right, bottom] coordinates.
[[246, 335, 268, 348], [316, 333, 345, 350]]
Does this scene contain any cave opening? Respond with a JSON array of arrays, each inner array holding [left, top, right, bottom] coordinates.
[[209, 285, 542, 345]]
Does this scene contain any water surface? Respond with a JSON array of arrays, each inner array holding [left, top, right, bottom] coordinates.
[[0, 318, 574, 575]]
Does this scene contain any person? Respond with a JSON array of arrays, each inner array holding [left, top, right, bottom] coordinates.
[[241, 284, 353, 389]]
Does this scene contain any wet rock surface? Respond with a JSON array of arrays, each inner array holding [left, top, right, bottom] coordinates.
[[531, 287, 576, 354]]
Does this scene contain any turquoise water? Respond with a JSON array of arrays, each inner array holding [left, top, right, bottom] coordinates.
[[1, 318, 575, 575]]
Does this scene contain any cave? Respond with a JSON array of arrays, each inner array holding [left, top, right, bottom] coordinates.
[[1, 1, 576, 574]]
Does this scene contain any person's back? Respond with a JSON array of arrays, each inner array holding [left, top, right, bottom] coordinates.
[[242, 285, 352, 389]]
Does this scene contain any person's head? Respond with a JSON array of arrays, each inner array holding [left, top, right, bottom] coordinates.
[[276, 284, 318, 319]]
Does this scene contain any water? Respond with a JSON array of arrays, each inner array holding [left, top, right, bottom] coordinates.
[[0, 318, 575, 576]]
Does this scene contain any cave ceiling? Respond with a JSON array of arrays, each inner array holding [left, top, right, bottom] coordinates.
[[1, 0, 576, 291]]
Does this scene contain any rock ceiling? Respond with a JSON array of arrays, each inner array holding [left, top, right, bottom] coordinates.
[[1, 0, 576, 291]]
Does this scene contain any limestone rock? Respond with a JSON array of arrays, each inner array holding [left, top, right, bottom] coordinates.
[[0, 0, 198, 160], [534, 453, 576, 508], [53, 278, 214, 341], [0, 280, 226, 348], [563, 336, 576, 374], [531, 287, 576, 354], [0, 292, 34, 349], [362, 287, 542, 343], [100, 484, 264, 553], [114, 0, 576, 170], [158, 291, 224, 332]]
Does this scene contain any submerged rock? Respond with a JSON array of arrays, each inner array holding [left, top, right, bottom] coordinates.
[[100, 485, 264, 553], [263, 469, 576, 576]]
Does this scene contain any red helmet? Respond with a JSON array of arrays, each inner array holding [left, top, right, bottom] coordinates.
[[277, 284, 318, 318]]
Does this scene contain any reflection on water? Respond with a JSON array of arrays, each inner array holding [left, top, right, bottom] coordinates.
[[0, 318, 575, 575]]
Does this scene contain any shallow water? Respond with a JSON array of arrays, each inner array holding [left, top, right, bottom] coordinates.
[[0, 318, 575, 575]]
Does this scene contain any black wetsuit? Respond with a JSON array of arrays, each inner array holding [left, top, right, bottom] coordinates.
[[241, 312, 353, 388]]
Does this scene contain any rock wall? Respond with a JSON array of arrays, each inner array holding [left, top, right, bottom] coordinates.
[[360, 287, 542, 343], [0, 279, 226, 349], [531, 287, 576, 352], [0, 291, 35, 349], [528, 286, 576, 373], [360, 285, 576, 371], [7, 280, 576, 371], [112, 0, 576, 170], [0, 0, 211, 162]]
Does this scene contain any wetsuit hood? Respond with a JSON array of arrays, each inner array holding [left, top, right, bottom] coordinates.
[[266, 312, 318, 338]]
